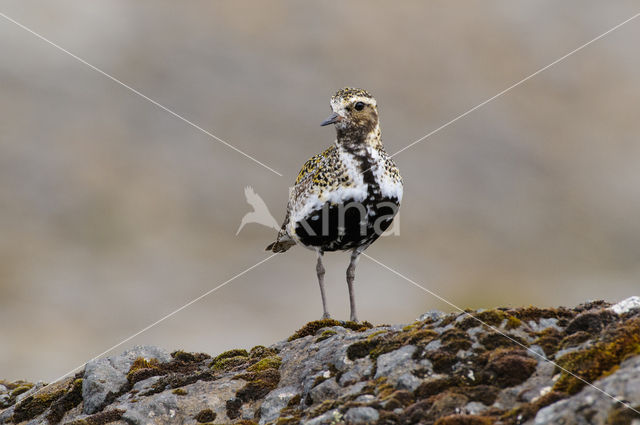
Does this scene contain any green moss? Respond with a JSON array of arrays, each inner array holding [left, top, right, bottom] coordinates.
[[247, 356, 282, 372], [415, 377, 458, 399], [276, 395, 303, 425], [276, 417, 302, 425], [12, 383, 67, 422], [346, 327, 437, 362], [126, 357, 161, 383], [509, 306, 574, 322], [606, 404, 640, 425], [172, 388, 188, 395], [405, 329, 438, 345], [288, 319, 372, 341], [460, 385, 501, 406], [370, 341, 404, 360], [286, 394, 302, 408], [315, 329, 337, 342], [434, 415, 494, 425], [457, 310, 520, 331], [211, 356, 249, 372], [226, 397, 242, 420], [483, 349, 537, 387], [560, 331, 591, 349], [46, 377, 84, 423], [480, 332, 528, 351], [438, 314, 457, 327], [505, 315, 523, 330], [194, 408, 216, 423], [381, 389, 413, 409], [554, 318, 640, 394], [374, 377, 396, 399], [308, 399, 339, 417], [66, 409, 125, 425], [425, 350, 458, 373], [10, 383, 33, 398], [210, 349, 250, 371], [212, 349, 249, 363], [440, 328, 473, 352], [501, 391, 566, 424], [249, 345, 277, 359], [402, 323, 419, 332], [532, 328, 563, 356], [236, 369, 281, 402], [171, 350, 210, 363], [346, 340, 377, 360]]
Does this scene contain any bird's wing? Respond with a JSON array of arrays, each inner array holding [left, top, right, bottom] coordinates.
[[295, 152, 323, 185]]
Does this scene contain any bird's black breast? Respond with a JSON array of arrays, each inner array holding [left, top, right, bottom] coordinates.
[[294, 148, 399, 252], [294, 195, 399, 251]]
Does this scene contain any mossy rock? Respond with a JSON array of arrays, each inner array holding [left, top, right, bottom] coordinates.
[[440, 328, 473, 352], [65, 408, 125, 425], [501, 390, 566, 424], [481, 348, 537, 387], [479, 331, 528, 351], [194, 408, 216, 423], [11, 379, 70, 423], [456, 310, 521, 331], [171, 350, 211, 363], [315, 329, 337, 342], [532, 328, 563, 356], [127, 357, 161, 383], [211, 356, 250, 372], [212, 349, 249, 363], [288, 319, 372, 341], [606, 403, 640, 425], [554, 317, 640, 394], [236, 369, 281, 402], [434, 414, 494, 425], [10, 383, 34, 398], [346, 326, 437, 361], [509, 306, 575, 322], [247, 356, 282, 372], [248, 345, 277, 360], [46, 377, 84, 424], [211, 349, 250, 371]]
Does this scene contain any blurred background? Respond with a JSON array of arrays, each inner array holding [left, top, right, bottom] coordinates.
[[1, 0, 640, 381]]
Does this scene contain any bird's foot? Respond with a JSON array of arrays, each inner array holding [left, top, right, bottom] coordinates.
[[322, 312, 331, 320], [350, 316, 358, 323]]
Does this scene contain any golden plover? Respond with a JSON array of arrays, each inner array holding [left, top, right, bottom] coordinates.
[[266, 88, 403, 322]]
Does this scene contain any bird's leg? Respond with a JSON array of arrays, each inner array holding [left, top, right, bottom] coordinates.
[[346, 250, 361, 322], [316, 250, 330, 319]]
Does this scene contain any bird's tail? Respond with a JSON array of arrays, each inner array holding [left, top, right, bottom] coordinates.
[[265, 238, 296, 253]]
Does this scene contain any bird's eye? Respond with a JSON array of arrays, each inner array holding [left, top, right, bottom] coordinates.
[[354, 101, 365, 111]]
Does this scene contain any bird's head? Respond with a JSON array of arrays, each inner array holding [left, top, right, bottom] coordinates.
[[321, 88, 378, 135]]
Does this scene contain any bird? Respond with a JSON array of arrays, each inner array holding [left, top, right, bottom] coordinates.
[[266, 88, 403, 322], [236, 186, 280, 235]]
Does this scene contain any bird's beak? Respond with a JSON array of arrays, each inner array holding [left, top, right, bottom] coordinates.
[[321, 112, 342, 126]]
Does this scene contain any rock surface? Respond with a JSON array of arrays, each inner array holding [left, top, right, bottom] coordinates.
[[1, 297, 640, 425]]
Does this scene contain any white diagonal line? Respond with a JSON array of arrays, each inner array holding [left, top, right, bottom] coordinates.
[[390, 11, 640, 159], [0, 11, 283, 177], [14, 253, 278, 405], [362, 252, 640, 416]]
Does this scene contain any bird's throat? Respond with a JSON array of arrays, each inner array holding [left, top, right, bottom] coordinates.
[[336, 123, 382, 151]]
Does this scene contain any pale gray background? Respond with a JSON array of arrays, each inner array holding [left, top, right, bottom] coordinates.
[[1, 1, 639, 381]]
